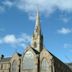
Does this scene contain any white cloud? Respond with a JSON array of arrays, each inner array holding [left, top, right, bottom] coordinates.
[[16, 0, 72, 16], [1, 0, 72, 17], [0, 33, 31, 48], [64, 43, 72, 48], [16, 0, 56, 15], [3, 35, 17, 44], [18, 33, 31, 43], [0, 0, 16, 13], [57, 27, 72, 34]]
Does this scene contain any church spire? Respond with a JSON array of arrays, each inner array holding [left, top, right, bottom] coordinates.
[[34, 9, 41, 35], [32, 10, 43, 52]]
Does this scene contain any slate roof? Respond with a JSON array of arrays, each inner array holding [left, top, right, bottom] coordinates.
[[66, 63, 72, 70], [0, 57, 11, 63], [67, 63, 72, 65], [48, 50, 72, 71]]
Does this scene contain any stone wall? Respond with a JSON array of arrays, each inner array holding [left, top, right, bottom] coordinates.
[[0, 63, 10, 72]]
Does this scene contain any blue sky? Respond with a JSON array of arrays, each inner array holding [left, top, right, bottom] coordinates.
[[0, 0, 72, 63]]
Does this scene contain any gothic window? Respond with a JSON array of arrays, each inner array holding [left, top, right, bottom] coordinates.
[[12, 60, 17, 72], [41, 59, 49, 72], [22, 51, 35, 72]]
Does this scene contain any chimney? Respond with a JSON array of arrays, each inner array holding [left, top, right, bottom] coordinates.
[[0, 55, 4, 60]]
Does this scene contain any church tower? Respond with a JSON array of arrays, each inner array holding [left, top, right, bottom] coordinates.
[[32, 10, 43, 52]]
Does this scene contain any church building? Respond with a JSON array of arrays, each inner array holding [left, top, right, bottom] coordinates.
[[0, 11, 72, 72]]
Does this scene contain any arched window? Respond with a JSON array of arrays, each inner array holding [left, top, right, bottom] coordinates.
[[12, 60, 17, 72], [22, 51, 35, 72], [41, 59, 49, 72]]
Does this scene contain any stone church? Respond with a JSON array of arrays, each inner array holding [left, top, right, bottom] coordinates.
[[0, 11, 72, 72]]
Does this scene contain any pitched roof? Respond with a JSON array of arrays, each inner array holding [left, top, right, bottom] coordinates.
[[67, 63, 72, 65], [66, 63, 72, 70], [48, 50, 72, 71], [0, 57, 11, 63], [32, 48, 40, 54]]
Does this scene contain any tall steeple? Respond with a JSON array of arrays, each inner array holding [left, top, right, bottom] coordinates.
[[32, 10, 43, 52], [34, 10, 41, 35]]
